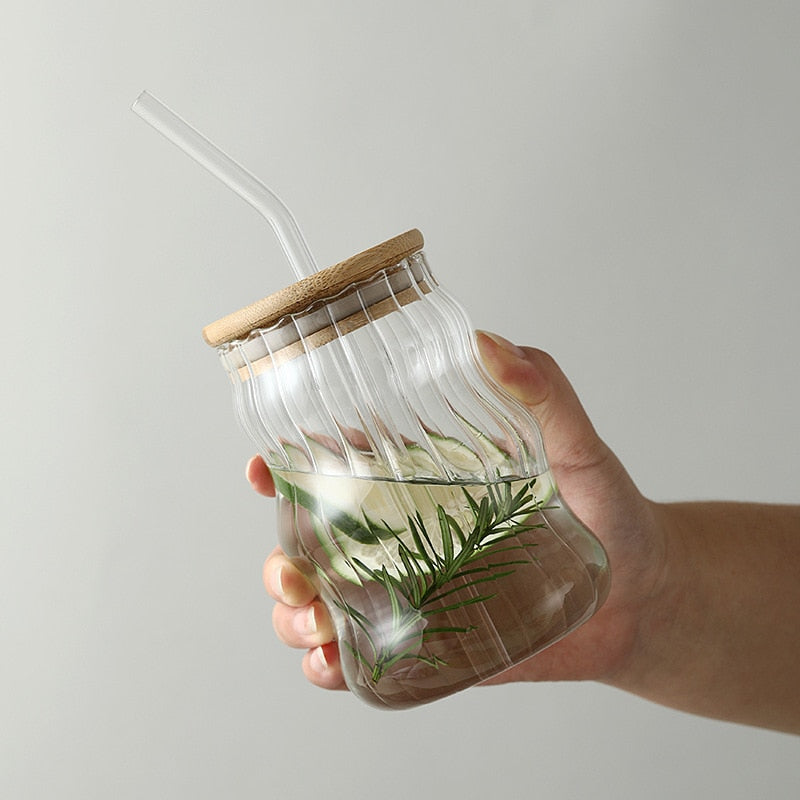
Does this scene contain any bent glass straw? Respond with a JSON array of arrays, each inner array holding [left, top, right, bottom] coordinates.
[[132, 90, 318, 280]]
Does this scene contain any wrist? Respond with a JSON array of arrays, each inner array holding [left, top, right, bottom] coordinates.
[[600, 500, 697, 697]]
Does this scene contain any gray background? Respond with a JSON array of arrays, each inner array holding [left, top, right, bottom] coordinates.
[[3, 1, 799, 797]]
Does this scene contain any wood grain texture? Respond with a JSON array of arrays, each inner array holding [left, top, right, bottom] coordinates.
[[202, 229, 424, 347]]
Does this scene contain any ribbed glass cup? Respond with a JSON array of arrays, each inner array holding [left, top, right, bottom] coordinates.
[[206, 231, 609, 709]]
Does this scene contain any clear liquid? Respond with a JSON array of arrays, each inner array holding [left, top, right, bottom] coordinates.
[[274, 470, 609, 709]]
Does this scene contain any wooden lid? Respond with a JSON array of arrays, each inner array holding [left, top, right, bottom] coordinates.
[[202, 229, 424, 347]]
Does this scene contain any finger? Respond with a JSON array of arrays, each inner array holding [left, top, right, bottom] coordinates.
[[246, 455, 276, 497], [263, 548, 317, 607], [341, 427, 370, 450], [302, 643, 347, 691], [475, 331, 608, 474], [272, 600, 336, 649]]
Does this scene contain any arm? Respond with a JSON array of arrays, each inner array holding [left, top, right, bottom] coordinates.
[[251, 331, 800, 734], [631, 499, 800, 732]]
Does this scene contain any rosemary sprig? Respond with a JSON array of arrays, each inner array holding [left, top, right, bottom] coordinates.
[[335, 479, 545, 684]]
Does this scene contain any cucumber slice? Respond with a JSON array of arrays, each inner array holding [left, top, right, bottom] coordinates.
[[308, 514, 363, 586], [273, 472, 395, 544], [275, 470, 408, 582], [282, 443, 312, 471], [456, 418, 513, 472], [427, 433, 484, 473], [404, 444, 439, 475], [303, 436, 348, 474]]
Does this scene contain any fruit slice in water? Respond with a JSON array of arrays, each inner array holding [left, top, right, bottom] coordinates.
[[272, 432, 552, 581], [427, 433, 483, 473]]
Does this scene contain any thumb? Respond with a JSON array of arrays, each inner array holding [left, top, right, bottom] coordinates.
[[475, 331, 608, 474]]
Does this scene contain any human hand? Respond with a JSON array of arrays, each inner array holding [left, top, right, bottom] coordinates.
[[246, 461, 347, 691], [248, 330, 669, 692]]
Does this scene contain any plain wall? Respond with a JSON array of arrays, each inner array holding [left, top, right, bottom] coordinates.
[[3, 2, 799, 797]]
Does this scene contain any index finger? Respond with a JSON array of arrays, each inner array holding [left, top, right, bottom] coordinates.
[[246, 455, 276, 497]]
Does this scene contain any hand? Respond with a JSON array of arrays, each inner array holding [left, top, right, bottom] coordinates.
[[249, 331, 800, 733], [246, 461, 347, 691], [248, 330, 668, 691]]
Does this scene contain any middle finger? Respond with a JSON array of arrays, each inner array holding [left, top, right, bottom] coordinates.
[[272, 599, 336, 649]]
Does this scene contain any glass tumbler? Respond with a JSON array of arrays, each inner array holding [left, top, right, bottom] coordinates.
[[203, 230, 610, 709]]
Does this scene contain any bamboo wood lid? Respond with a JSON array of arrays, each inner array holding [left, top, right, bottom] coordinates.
[[202, 229, 425, 347]]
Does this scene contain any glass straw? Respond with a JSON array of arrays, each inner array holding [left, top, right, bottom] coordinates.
[[131, 90, 318, 280]]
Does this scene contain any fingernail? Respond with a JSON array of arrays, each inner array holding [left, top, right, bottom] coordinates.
[[477, 330, 526, 359], [310, 645, 328, 673], [270, 565, 285, 598], [294, 605, 317, 636]]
